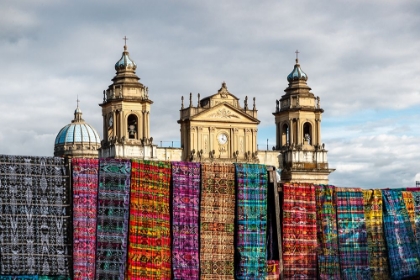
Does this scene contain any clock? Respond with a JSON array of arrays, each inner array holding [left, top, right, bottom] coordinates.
[[217, 133, 228, 144], [108, 115, 113, 128]]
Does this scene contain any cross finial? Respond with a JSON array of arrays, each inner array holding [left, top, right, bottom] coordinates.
[[77, 95, 80, 108], [123, 36, 128, 49], [295, 49, 299, 63]]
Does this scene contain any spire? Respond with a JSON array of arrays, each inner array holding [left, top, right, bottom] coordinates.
[[287, 50, 308, 82], [73, 97, 84, 122]]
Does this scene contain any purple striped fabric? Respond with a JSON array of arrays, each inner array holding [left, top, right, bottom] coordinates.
[[171, 161, 201, 280]]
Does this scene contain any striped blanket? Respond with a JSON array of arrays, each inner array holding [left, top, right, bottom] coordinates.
[[335, 188, 369, 279], [282, 184, 317, 279], [171, 161, 201, 280], [234, 163, 267, 279], [127, 160, 171, 279], [382, 189, 420, 279], [315, 185, 340, 279], [200, 163, 236, 279], [72, 158, 99, 280], [95, 158, 131, 279], [362, 189, 389, 280]]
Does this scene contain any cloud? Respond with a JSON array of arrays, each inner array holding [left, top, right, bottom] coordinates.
[[0, 0, 419, 188]]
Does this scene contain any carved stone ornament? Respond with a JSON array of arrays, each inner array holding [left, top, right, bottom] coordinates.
[[208, 108, 239, 119], [218, 82, 229, 98]]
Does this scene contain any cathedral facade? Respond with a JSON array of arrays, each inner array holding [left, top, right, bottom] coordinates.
[[54, 45, 333, 184]]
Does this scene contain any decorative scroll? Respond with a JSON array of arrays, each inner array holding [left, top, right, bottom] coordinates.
[[362, 189, 389, 280], [127, 160, 171, 279], [234, 163, 267, 279], [72, 158, 99, 280], [382, 189, 420, 279], [171, 162, 201, 280], [336, 188, 369, 279], [282, 184, 317, 279], [0, 155, 71, 276], [95, 158, 131, 279], [200, 163, 235, 279]]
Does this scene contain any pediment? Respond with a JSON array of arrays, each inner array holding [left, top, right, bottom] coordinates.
[[191, 103, 259, 124]]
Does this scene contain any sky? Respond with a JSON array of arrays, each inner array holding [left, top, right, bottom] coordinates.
[[0, 0, 419, 189]]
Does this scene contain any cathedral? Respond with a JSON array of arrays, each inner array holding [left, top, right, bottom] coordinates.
[[54, 44, 334, 184]]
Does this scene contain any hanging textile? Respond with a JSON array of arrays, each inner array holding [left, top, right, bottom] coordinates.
[[362, 189, 389, 280], [382, 189, 420, 279], [234, 163, 267, 279], [402, 191, 416, 234], [0, 277, 39, 280], [282, 184, 317, 279], [200, 163, 235, 279], [95, 158, 131, 279], [0, 155, 71, 276], [72, 158, 99, 280], [171, 161, 201, 280], [265, 260, 279, 280], [315, 185, 341, 279], [127, 160, 171, 280], [411, 191, 420, 247], [335, 187, 369, 279]]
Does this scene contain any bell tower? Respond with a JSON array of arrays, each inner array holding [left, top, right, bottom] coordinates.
[[273, 53, 334, 184], [99, 41, 156, 159]]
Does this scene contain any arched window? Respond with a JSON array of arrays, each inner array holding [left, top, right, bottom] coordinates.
[[127, 114, 138, 139], [282, 123, 289, 146], [303, 122, 312, 145]]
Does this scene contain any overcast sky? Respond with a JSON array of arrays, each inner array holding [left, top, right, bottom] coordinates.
[[0, 0, 419, 188]]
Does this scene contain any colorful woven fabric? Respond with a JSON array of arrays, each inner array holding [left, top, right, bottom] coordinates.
[[335, 188, 369, 279], [0, 155, 71, 275], [402, 191, 416, 234], [95, 158, 131, 279], [282, 184, 317, 279], [382, 189, 420, 279], [72, 158, 99, 280], [0, 277, 39, 280], [315, 185, 340, 279], [265, 260, 279, 280], [411, 191, 420, 247], [362, 189, 389, 280], [234, 163, 267, 279], [200, 163, 235, 279], [127, 160, 171, 280], [171, 161, 201, 280]]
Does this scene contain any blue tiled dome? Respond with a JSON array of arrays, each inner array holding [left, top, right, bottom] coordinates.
[[287, 59, 308, 82], [55, 106, 101, 145], [115, 45, 137, 71], [55, 123, 101, 145]]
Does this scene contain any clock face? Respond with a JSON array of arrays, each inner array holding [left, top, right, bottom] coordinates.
[[217, 133, 228, 144]]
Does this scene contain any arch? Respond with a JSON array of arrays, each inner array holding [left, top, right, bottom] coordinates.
[[303, 122, 312, 145], [127, 114, 138, 139], [281, 122, 290, 146]]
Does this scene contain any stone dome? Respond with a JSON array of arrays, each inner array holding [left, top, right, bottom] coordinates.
[[287, 59, 308, 82], [54, 105, 101, 158]]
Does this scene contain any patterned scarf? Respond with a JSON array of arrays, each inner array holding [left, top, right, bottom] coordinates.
[[171, 161, 201, 280], [234, 163, 267, 279], [0, 155, 71, 276], [315, 185, 340, 279], [335, 187, 369, 279], [362, 189, 389, 280], [95, 158, 131, 279], [282, 183, 317, 279], [200, 163, 236, 279], [382, 189, 420, 279], [402, 191, 416, 234], [127, 160, 171, 280], [72, 158, 99, 280]]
